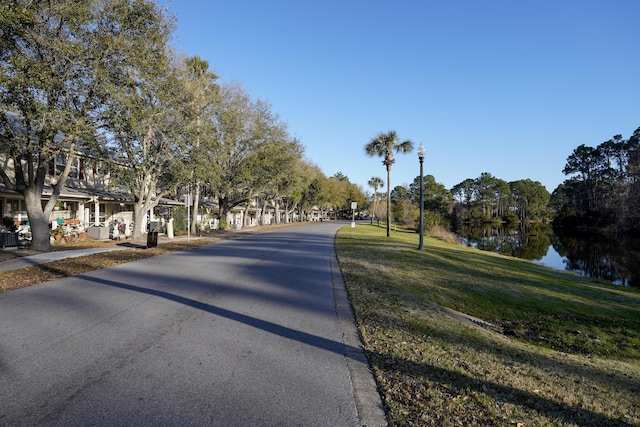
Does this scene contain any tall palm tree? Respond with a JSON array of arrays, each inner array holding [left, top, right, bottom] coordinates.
[[368, 176, 384, 224], [365, 130, 413, 236], [184, 55, 218, 234]]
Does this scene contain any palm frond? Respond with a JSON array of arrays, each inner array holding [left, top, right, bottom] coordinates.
[[395, 140, 414, 153]]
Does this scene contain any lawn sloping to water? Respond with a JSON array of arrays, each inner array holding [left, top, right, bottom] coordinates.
[[336, 224, 640, 426]]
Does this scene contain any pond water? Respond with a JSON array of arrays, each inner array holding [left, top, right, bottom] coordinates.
[[455, 224, 640, 287]]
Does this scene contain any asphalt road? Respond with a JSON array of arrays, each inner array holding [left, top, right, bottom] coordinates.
[[0, 222, 385, 426]]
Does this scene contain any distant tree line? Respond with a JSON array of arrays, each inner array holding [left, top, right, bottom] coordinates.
[[360, 132, 552, 234], [369, 172, 550, 234], [370, 128, 640, 238], [450, 174, 550, 225], [551, 127, 640, 233]]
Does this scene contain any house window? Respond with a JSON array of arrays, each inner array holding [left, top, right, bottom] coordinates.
[[49, 155, 81, 178], [117, 203, 133, 212], [7, 199, 27, 220], [54, 154, 66, 177], [69, 156, 79, 179], [89, 204, 106, 225]]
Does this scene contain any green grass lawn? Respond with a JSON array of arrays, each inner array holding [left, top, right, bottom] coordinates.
[[335, 223, 640, 426]]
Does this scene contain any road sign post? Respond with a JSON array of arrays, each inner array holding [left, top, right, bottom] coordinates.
[[351, 202, 357, 228]]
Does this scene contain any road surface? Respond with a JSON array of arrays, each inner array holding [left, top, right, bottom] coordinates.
[[0, 222, 385, 426]]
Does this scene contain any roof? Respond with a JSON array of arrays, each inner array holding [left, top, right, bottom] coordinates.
[[0, 182, 181, 206]]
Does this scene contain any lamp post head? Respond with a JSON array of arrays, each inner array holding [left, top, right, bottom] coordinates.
[[417, 143, 426, 160]]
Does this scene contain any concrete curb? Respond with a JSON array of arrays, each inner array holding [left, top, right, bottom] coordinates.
[[330, 241, 388, 427]]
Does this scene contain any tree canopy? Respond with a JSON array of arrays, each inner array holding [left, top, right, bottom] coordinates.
[[553, 127, 640, 232], [0, 0, 174, 248], [1, 1, 347, 244]]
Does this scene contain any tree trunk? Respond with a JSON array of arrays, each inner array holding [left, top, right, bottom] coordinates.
[[243, 204, 250, 227], [24, 189, 53, 251], [371, 190, 378, 225], [219, 198, 229, 230], [191, 182, 200, 234], [132, 193, 161, 241], [273, 202, 280, 224], [257, 197, 264, 225], [5, 143, 75, 251], [285, 204, 297, 223], [283, 200, 290, 224], [386, 166, 391, 237], [132, 201, 148, 240]]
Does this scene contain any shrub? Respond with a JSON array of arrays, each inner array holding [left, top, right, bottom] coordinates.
[[502, 211, 520, 224], [2, 216, 17, 232], [172, 206, 187, 234], [218, 215, 228, 230]]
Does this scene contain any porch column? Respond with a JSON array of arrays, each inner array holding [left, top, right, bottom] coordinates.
[[94, 201, 100, 226], [77, 201, 85, 222]]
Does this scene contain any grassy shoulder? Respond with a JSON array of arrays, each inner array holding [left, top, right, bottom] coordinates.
[[335, 223, 640, 426]]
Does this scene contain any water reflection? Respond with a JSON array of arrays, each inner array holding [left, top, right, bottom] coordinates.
[[455, 223, 640, 287], [553, 231, 640, 287]]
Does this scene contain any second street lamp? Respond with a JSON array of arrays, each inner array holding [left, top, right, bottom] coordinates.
[[417, 143, 426, 250]]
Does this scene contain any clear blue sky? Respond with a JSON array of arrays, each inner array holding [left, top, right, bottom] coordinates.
[[163, 0, 639, 194]]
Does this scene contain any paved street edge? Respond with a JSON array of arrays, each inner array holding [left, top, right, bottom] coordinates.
[[330, 240, 388, 427]]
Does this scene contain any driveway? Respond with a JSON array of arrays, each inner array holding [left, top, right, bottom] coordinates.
[[0, 222, 385, 426]]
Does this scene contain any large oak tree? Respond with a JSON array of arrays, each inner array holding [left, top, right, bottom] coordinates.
[[97, 0, 183, 239], [0, 0, 169, 250]]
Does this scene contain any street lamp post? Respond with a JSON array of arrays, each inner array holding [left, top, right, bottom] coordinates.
[[417, 143, 426, 250]]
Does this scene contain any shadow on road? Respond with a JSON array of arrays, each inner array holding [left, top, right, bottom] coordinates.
[[77, 273, 362, 359]]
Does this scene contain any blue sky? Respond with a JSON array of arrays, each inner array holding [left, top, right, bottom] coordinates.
[[163, 0, 639, 194]]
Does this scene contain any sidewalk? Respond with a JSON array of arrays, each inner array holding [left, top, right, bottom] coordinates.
[[0, 225, 284, 273], [0, 235, 204, 273], [0, 246, 128, 273]]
